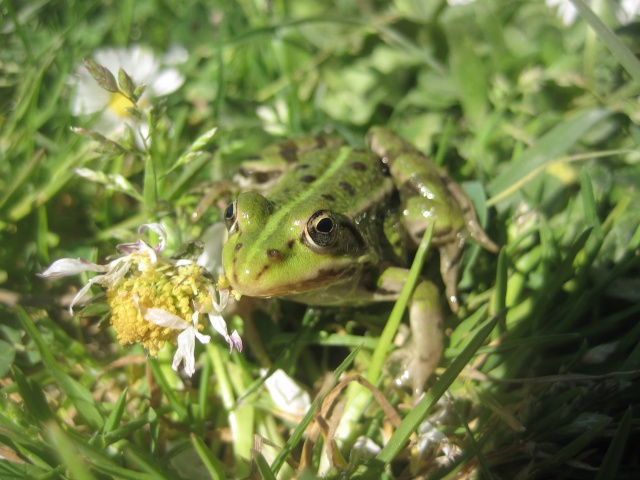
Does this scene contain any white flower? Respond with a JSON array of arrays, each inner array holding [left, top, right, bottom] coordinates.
[[39, 223, 167, 313], [70, 44, 187, 140], [41, 222, 243, 377]]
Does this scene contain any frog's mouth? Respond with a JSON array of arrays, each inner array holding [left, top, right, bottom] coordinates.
[[225, 258, 360, 298]]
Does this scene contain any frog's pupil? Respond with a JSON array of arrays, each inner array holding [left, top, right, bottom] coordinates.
[[225, 203, 234, 219], [317, 217, 333, 233]]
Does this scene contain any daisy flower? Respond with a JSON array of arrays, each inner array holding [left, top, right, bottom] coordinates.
[[70, 44, 187, 142], [39, 223, 242, 376]]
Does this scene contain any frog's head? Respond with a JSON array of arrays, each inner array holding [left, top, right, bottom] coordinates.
[[221, 192, 369, 298]]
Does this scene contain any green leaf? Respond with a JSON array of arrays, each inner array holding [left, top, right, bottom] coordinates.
[[118, 67, 137, 101], [11, 365, 53, 423], [102, 388, 128, 435], [191, 434, 228, 480], [82, 57, 119, 93]]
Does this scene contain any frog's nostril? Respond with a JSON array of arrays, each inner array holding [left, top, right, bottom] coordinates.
[[266, 249, 283, 260]]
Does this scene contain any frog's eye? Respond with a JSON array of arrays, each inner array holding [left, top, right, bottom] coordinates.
[[224, 201, 237, 231], [305, 210, 337, 248]]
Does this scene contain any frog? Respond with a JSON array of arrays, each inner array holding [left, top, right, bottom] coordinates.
[[221, 126, 498, 394]]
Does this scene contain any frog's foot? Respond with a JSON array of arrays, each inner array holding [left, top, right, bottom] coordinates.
[[439, 241, 464, 314], [383, 275, 444, 395], [442, 173, 499, 254]]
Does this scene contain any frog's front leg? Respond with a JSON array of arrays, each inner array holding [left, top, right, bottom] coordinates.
[[377, 267, 443, 395]]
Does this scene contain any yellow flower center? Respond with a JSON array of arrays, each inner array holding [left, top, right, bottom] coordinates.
[[108, 92, 136, 118], [106, 255, 214, 356]]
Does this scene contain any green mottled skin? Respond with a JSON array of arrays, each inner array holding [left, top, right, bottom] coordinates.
[[221, 127, 497, 393]]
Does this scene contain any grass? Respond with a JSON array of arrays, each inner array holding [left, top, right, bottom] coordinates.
[[1, 0, 640, 478]]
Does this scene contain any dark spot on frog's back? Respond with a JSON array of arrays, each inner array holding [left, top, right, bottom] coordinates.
[[351, 161, 367, 171], [321, 193, 335, 202], [287, 239, 295, 249], [339, 181, 356, 196], [295, 163, 310, 170], [279, 141, 298, 162], [300, 175, 316, 183]]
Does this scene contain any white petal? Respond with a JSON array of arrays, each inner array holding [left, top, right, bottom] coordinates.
[[70, 69, 111, 115], [127, 45, 160, 83], [173, 328, 196, 376], [101, 257, 133, 287], [92, 109, 127, 136], [208, 313, 241, 353], [117, 238, 157, 264], [39, 258, 109, 278], [68, 274, 104, 314], [138, 223, 168, 253], [209, 313, 229, 338], [197, 222, 227, 275], [263, 369, 310, 414], [94, 47, 124, 75], [211, 287, 229, 313], [144, 308, 189, 330], [194, 331, 211, 344], [619, 0, 640, 24], [163, 44, 188, 66], [229, 330, 243, 352], [150, 69, 185, 96]]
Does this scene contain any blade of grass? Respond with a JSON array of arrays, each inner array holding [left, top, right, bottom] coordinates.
[[147, 359, 188, 420], [10, 365, 53, 423], [366, 221, 435, 386], [253, 451, 278, 480], [371, 313, 500, 472], [595, 407, 633, 480], [208, 343, 250, 478], [545, 414, 611, 468], [47, 423, 97, 480], [102, 388, 128, 435], [191, 434, 228, 480], [570, 0, 640, 84]]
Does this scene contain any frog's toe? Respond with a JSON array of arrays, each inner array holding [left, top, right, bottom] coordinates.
[[439, 242, 463, 313], [387, 341, 442, 396]]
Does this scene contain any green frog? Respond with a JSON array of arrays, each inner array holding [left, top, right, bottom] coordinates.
[[221, 126, 497, 393]]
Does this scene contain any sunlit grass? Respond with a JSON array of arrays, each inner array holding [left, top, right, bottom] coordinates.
[[1, 0, 639, 478]]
